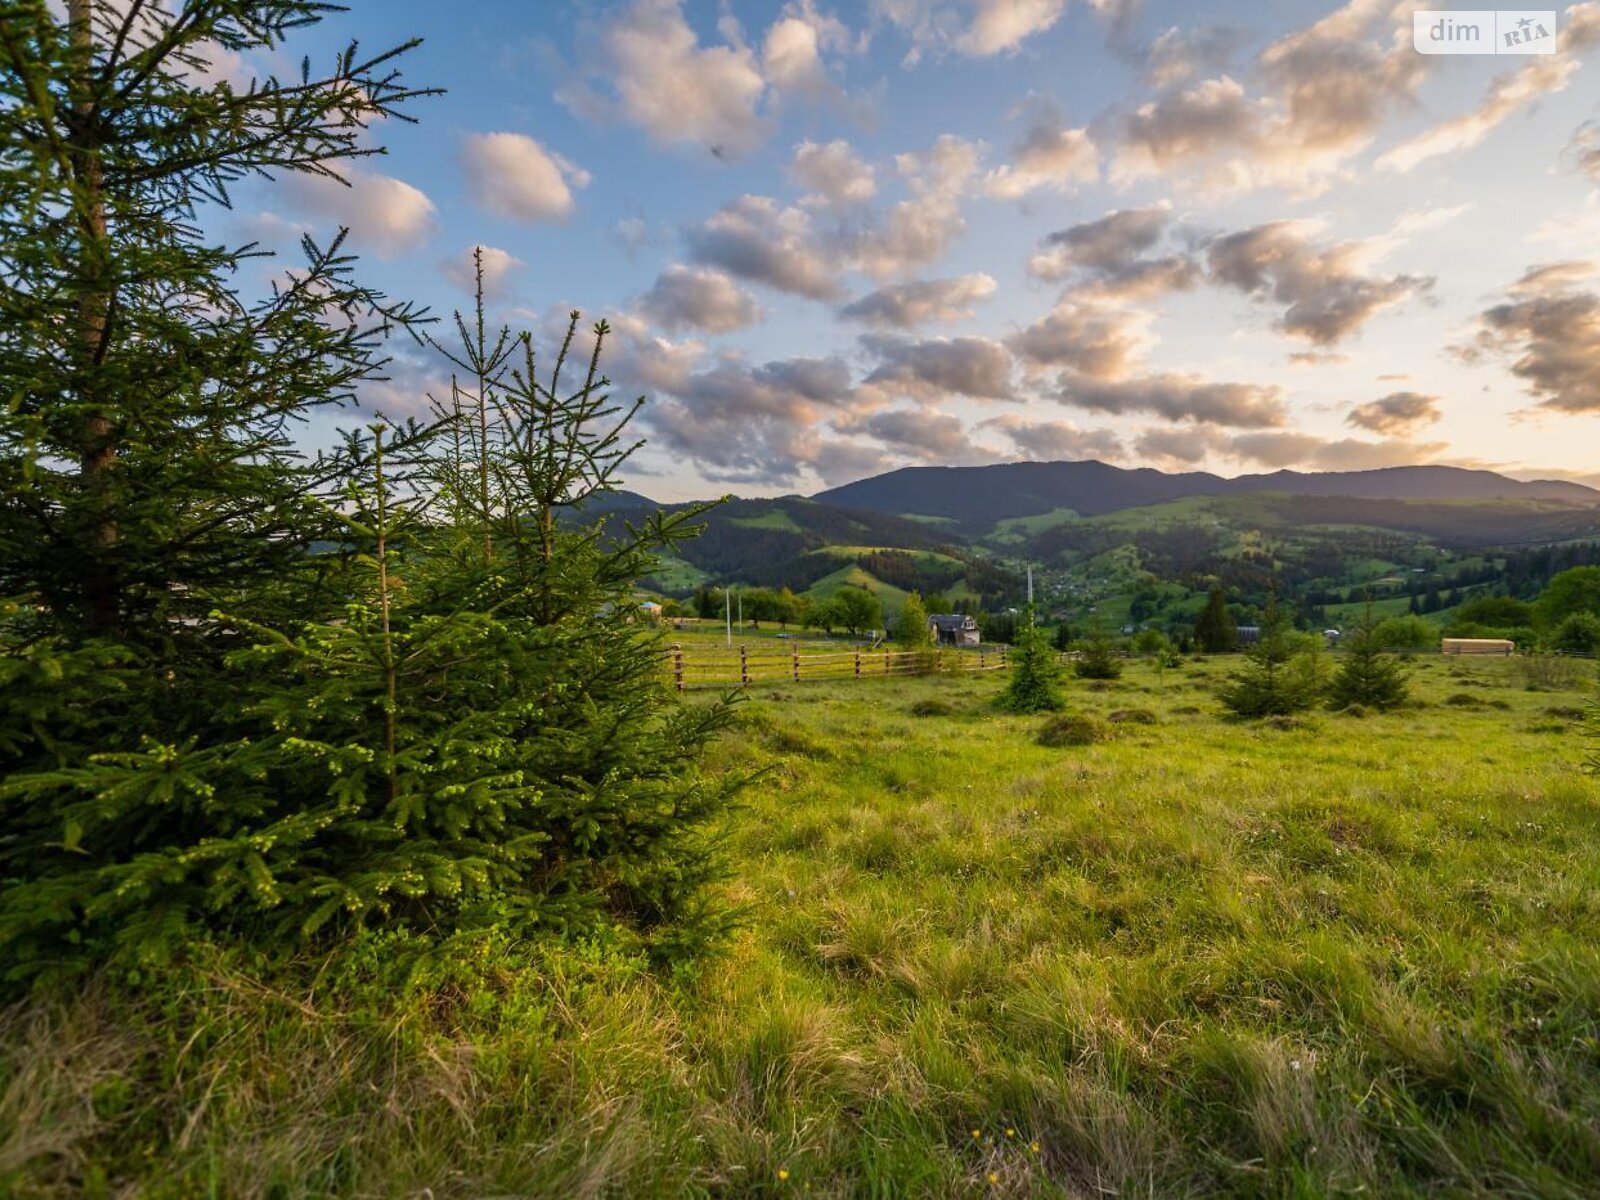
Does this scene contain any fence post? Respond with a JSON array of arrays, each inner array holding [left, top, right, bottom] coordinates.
[[854, 648, 861, 679], [999, 645, 1007, 668], [792, 643, 800, 683], [936, 648, 944, 674], [979, 647, 987, 670], [740, 643, 749, 686], [672, 643, 683, 692]]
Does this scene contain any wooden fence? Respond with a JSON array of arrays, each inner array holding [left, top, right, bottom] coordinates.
[[665, 643, 1009, 690]]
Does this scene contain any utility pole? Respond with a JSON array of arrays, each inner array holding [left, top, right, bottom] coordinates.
[[737, 589, 743, 633], [1027, 563, 1034, 605], [725, 587, 731, 647]]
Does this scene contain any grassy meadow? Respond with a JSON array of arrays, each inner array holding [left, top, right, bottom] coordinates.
[[6, 653, 1600, 1197]]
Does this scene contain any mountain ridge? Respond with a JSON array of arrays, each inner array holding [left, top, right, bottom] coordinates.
[[811, 461, 1599, 529]]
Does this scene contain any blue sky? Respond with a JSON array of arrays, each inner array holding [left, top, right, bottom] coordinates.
[[227, 1, 1600, 500]]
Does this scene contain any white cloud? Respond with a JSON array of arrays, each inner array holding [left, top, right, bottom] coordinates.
[[1227, 432, 1449, 471], [791, 139, 878, 207], [862, 331, 1017, 400], [1010, 300, 1153, 379], [839, 134, 981, 279], [283, 166, 435, 258], [983, 94, 1098, 198], [1380, 4, 1600, 173], [1204, 220, 1432, 345], [958, 0, 1069, 55], [462, 133, 589, 222], [441, 245, 525, 299], [1456, 260, 1600, 414], [1111, 1, 1431, 195], [1567, 119, 1600, 180], [687, 194, 844, 299], [565, 0, 769, 156], [1026, 204, 1174, 280], [635, 265, 763, 333], [645, 354, 871, 485], [872, 0, 1071, 60], [1140, 24, 1250, 88], [839, 273, 998, 327], [1055, 369, 1288, 427], [980, 414, 1125, 461], [1347, 391, 1442, 436], [764, 1, 855, 102]]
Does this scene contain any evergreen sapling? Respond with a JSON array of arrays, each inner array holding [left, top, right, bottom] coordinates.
[[1220, 596, 1321, 718], [1328, 601, 1410, 712], [999, 606, 1065, 713]]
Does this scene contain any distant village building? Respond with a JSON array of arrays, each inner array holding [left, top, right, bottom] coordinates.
[[1236, 625, 1262, 646], [1323, 628, 1342, 646], [598, 599, 663, 623], [928, 613, 980, 647]]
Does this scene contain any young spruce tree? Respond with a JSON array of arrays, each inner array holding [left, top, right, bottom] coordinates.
[[0, 10, 737, 983], [1, 0, 433, 985], [1328, 600, 1409, 711], [1220, 596, 1321, 718], [1194, 585, 1239, 653], [999, 605, 1065, 713]]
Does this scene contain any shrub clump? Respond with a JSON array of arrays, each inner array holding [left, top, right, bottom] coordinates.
[[1073, 624, 1124, 681], [1107, 708, 1158, 726], [1551, 612, 1600, 655], [1036, 713, 1113, 747], [1519, 651, 1585, 692], [909, 699, 955, 718]]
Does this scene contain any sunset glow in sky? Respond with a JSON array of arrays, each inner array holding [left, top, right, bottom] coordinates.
[[233, 1, 1600, 500]]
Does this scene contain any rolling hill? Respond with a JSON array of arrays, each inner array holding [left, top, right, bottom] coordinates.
[[815, 461, 1598, 532], [585, 462, 1600, 620], [582, 494, 1022, 607]]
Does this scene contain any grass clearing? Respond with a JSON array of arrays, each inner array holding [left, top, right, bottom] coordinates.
[[728, 509, 806, 532], [5, 657, 1600, 1196]]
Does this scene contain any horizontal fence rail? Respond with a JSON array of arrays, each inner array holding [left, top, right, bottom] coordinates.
[[664, 643, 1010, 690], [662, 641, 1587, 691]]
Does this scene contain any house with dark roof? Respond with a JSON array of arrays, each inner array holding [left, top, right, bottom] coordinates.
[[928, 613, 980, 647]]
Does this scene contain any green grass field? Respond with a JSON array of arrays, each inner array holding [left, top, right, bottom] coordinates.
[[6, 656, 1600, 1197], [729, 509, 806, 532], [989, 508, 1081, 544], [643, 555, 712, 591]]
